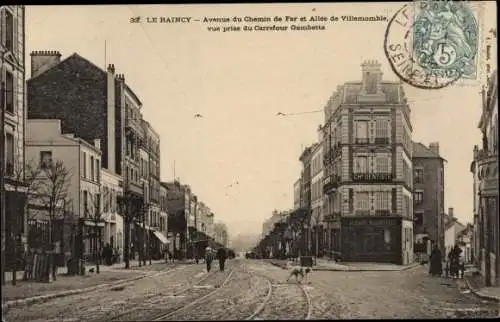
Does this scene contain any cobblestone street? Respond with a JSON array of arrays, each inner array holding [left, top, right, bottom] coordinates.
[[3, 259, 499, 321]]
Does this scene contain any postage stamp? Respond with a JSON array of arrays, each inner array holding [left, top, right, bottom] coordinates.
[[384, 1, 482, 90]]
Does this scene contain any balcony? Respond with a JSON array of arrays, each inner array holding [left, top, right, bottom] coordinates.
[[323, 175, 341, 194], [354, 138, 369, 144], [351, 172, 393, 182], [323, 211, 341, 222], [475, 149, 498, 194], [374, 209, 392, 216], [125, 118, 144, 138], [374, 137, 390, 145]]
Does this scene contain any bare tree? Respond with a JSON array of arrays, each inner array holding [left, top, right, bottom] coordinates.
[[5, 153, 43, 284], [36, 159, 72, 280], [85, 191, 104, 274]]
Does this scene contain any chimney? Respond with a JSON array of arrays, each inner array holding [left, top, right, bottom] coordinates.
[[429, 142, 440, 156], [317, 124, 323, 142], [107, 63, 116, 173], [360, 60, 383, 95], [448, 207, 454, 218], [30, 50, 62, 78], [94, 139, 101, 151]]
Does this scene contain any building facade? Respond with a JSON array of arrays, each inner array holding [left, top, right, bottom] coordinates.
[[310, 127, 324, 256], [26, 119, 103, 260], [101, 168, 124, 254], [299, 144, 314, 255], [471, 68, 498, 286], [159, 182, 170, 253], [322, 60, 414, 264], [444, 208, 466, 257], [164, 180, 191, 258], [412, 141, 446, 255], [1, 5, 27, 267], [27, 53, 149, 264]]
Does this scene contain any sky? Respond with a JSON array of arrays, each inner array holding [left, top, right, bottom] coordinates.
[[26, 2, 497, 238]]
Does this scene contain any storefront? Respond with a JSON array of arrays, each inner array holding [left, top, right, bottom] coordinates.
[[341, 217, 402, 264]]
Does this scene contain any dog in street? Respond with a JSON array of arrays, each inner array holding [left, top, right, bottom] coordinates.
[[285, 261, 312, 284]]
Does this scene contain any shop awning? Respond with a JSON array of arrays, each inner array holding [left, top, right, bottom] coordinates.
[[153, 231, 169, 244]]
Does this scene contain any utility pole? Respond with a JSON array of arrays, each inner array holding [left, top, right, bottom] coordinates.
[[1, 81, 6, 286]]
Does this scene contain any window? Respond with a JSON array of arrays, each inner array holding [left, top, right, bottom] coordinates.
[[413, 212, 424, 226], [414, 168, 424, 184], [5, 71, 14, 113], [95, 193, 101, 215], [375, 119, 389, 142], [375, 154, 390, 173], [355, 121, 369, 142], [354, 156, 368, 173], [96, 159, 100, 183], [355, 192, 370, 211], [82, 152, 87, 178], [83, 190, 88, 216], [375, 191, 391, 210], [90, 156, 94, 181], [40, 151, 52, 168], [5, 133, 14, 175], [103, 187, 109, 212], [4, 10, 14, 52], [414, 190, 424, 205]]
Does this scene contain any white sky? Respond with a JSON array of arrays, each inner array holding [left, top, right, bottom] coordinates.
[[26, 2, 497, 237]]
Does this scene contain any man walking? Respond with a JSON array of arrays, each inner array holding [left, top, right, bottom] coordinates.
[[205, 247, 213, 272], [217, 247, 227, 272]]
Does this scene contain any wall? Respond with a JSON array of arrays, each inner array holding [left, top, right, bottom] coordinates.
[[27, 54, 108, 158]]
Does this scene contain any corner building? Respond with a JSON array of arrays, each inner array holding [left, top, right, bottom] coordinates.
[[323, 60, 413, 265]]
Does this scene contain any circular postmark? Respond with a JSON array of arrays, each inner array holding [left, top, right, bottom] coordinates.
[[384, 1, 479, 90]]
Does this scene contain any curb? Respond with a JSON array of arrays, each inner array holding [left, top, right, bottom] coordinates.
[[463, 278, 500, 303], [1, 266, 177, 310]]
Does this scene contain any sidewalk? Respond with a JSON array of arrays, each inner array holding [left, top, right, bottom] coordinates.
[[463, 268, 500, 303], [1, 260, 186, 309], [264, 258, 420, 272]]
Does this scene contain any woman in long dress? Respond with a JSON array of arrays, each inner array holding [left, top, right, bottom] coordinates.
[[429, 245, 442, 276]]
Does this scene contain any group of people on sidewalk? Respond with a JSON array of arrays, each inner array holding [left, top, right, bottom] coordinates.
[[429, 244, 466, 279], [200, 247, 227, 272]]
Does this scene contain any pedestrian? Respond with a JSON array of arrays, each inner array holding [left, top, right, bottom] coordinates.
[[103, 243, 113, 266], [428, 244, 442, 277], [217, 247, 227, 272], [205, 247, 213, 272]]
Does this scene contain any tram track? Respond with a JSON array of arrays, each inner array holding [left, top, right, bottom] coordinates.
[[244, 267, 312, 320]]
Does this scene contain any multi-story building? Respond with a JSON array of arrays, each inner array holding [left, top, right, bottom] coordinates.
[[299, 144, 315, 255], [471, 28, 498, 286], [322, 60, 413, 265], [139, 120, 165, 259], [27, 53, 148, 264], [163, 180, 191, 258], [471, 69, 498, 286], [101, 168, 124, 253], [1, 5, 27, 267], [26, 119, 102, 260], [310, 126, 324, 256], [206, 212, 215, 240], [412, 141, 446, 254], [159, 182, 170, 253]]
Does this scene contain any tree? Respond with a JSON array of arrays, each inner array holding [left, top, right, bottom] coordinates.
[[86, 191, 104, 274], [36, 159, 72, 280], [288, 208, 311, 258], [118, 190, 143, 269]]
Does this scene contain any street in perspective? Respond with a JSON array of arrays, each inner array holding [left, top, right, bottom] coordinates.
[[1, 2, 500, 321]]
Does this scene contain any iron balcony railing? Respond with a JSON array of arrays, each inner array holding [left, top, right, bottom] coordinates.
[[323, 174, 341, 194], [374, 137, 390, 144], [354, 138, 369, 144], [351, 172, 393, 182]]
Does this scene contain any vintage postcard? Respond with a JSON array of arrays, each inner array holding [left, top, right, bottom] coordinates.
[[1, 2, 498, 321]]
